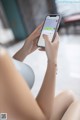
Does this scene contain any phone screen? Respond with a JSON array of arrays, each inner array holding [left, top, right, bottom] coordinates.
[[38, 15, 60, 47]]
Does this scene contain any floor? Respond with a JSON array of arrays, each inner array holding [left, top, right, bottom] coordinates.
[[8, 35, 80, 98]]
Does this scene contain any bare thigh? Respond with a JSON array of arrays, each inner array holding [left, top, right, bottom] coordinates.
[[51, 90, 76, 120], [0, 49, 45, 120], [61, 101, 80, 120]]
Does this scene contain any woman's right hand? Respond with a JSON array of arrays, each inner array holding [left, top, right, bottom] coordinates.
[[43, 33, 59, 64]]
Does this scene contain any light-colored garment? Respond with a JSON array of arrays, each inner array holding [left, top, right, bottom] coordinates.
[[13, 59, 35, 89]]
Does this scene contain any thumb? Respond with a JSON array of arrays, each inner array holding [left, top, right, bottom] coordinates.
[[43, 34, 50, 46]]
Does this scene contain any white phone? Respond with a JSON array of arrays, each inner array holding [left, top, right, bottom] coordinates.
[[38, 14, 61, 47]]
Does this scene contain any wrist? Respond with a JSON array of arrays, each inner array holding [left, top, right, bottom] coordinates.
[[48, 58, 57, 64], [48, 60, 57, 67], [21, 46, 29, 56]]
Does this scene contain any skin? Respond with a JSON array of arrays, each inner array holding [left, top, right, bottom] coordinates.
[[0, 24, 80, 120], [61, 101, 80, 120], [51, 91, 76, 120], [13, 23, 43, 61], [0, 49, 46, 120]]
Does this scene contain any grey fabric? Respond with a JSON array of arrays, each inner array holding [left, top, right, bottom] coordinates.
[[13, 59, 35, 89]]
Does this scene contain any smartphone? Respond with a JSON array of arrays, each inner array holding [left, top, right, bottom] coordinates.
[[38, 14, 61, 47]]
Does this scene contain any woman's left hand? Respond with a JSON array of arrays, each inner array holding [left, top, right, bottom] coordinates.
[[22, 23, 43, 56]]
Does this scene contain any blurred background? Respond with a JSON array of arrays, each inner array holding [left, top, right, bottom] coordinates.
[[0, 0, 57, 45], [0, 0, 80, 45], [0, 0, 80, 97]]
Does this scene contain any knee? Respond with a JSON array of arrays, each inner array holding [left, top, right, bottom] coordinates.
[[61, 101, 80, 120], [61, 90, 77, 102], [72, 101, 80, 109]]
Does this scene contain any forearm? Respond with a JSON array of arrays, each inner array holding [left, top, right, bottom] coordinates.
[[13, 46, 28, 61], [36, 61, 57, 120]]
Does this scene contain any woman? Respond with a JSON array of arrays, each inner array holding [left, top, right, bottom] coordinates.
[[0, 24, 80, 120]]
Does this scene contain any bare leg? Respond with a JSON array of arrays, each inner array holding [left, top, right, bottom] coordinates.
[[0, 49, 45, 120], [0, 48, 78, 120], [51, 91, 76, 120], [61, 101, 80, 120]]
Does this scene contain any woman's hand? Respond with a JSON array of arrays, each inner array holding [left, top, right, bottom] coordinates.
[[22, 23, 43, 56], [43, 33, 59, 64], [13, 23, 43, 61]]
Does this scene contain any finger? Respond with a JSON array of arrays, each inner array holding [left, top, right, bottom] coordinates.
[[35, 32, 40, 38], [31, 22, 44, 37], [32, 32, 40, 41], [38, 48, 45, 51], [52, 33, 59, 44], [34, 22, 44, 33], [43, 34, 51, 46], [33, 44, 37, 50], [39, 49, 45, 51], [34, 38, 39, 45], [43, 34, 49, 41], [38, 47, 45, 50], [37, 22, 44, 30]]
